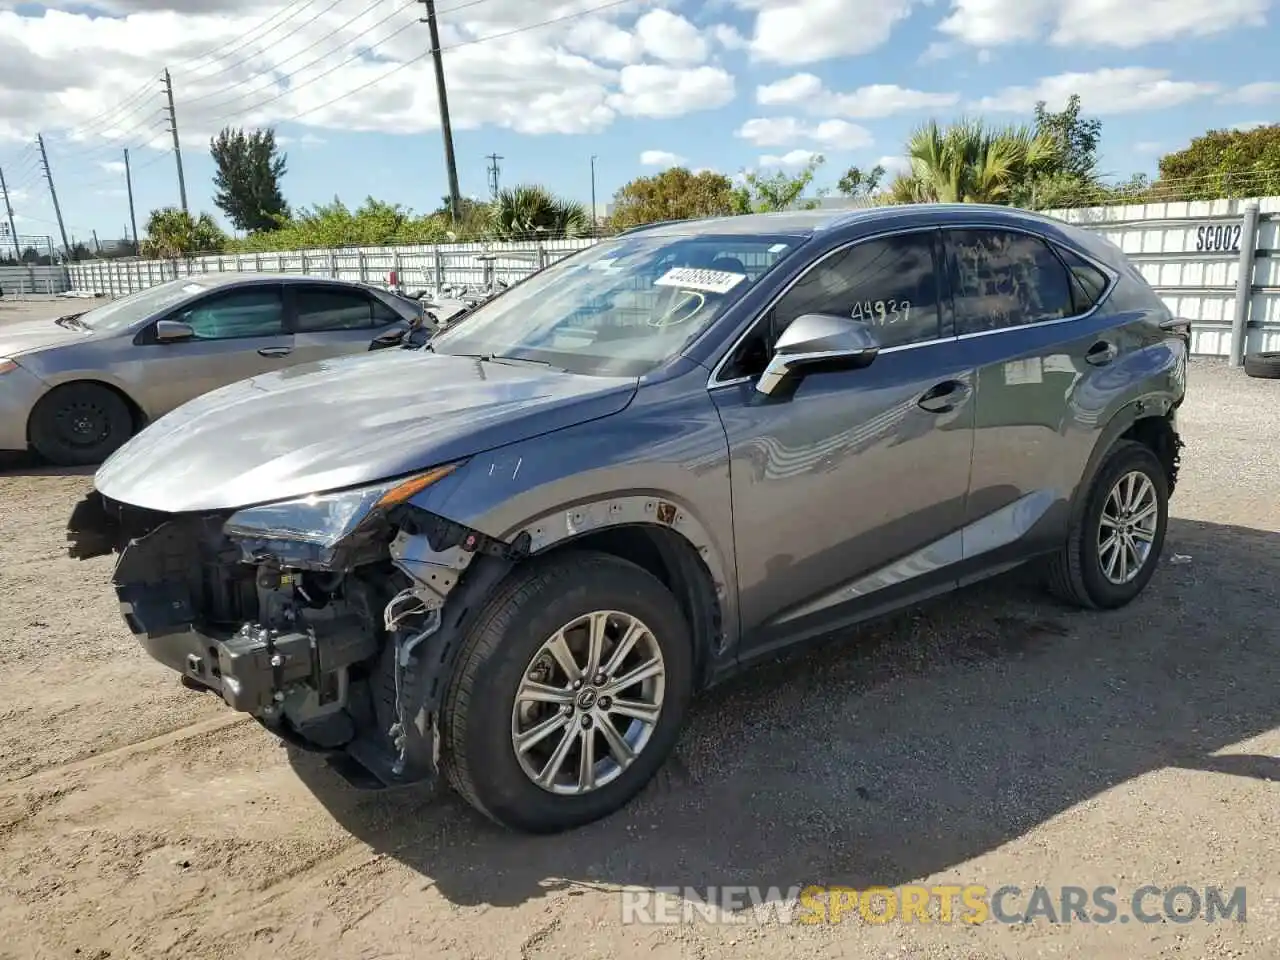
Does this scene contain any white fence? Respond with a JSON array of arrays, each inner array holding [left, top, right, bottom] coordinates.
[[65, 197, 1280, 360], [0, 264, 72, 297]]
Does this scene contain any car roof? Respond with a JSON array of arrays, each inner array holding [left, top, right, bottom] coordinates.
[[173, 272, 372, 288], [620, 203, 1080, 239]]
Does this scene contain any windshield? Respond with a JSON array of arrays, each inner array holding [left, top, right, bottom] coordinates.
[[429, 233, 805, 376], [78, 278, 213, 333]]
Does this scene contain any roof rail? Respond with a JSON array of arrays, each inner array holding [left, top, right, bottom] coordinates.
[[614, 217, 697, 236]]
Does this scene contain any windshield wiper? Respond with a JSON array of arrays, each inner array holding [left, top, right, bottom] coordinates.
[[54, 313, 87, 329], [445, 352, 562, 371]]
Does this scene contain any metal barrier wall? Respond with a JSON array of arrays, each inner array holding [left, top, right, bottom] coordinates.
[[0, 264, 71, 297], [65, 196, 1280, 360]]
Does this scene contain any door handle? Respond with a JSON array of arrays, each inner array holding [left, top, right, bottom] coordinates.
[[258, 346, 292, 358], [1085, 340, 1117, 366], [917, 379, 969, 413]]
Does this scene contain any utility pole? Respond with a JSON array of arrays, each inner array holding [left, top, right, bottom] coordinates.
[[590, 154, 598, 237], [486, 153, 503, 199], [92, 229, 102, 255], [420, 0, 461, 221], [162, 68, 189, 213], [35, 134, 71, 259], [0, 166, 20, 260], [124, 148, 139, 247]]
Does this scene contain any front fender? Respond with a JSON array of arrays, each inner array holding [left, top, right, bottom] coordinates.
[[404, 369, 740, 650]]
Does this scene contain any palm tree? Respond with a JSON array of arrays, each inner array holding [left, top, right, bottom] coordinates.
[[139, 207, 226, 258], [888, 119, 1060, 206], [489, 185, 589, 240]]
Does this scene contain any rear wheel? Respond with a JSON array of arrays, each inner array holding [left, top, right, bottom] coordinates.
[[440, 551, 693, 834], [1046, 440, 1169, 609], [29, 382, 134, 466]]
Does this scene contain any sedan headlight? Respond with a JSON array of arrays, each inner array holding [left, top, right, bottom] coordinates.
[[223, 463, 459, 565]]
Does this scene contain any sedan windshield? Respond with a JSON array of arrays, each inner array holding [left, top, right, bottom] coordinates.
[[428, 233, 805, 377], [77, 278, 212, 333]]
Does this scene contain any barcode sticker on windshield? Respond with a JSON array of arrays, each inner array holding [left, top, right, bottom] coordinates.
[[654, 267, 746, 295]]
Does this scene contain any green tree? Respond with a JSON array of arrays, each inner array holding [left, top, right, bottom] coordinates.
[[889, 119, 1058, 205], [227, 197, 449, 252], [489, 185, 588, 240], [1033, 95, 1101, 180], [140, 207, 226, 259], [607, 167, 739, 230], [434, 195, 493, 238], [1155, 124, 1280, 199], [210, 127, 290, 233], [733, 155, 827, 212], [837, 163, 885, 197]]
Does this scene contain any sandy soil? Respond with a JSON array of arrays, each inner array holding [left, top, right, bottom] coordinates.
[[2, 296, 1278, 959]]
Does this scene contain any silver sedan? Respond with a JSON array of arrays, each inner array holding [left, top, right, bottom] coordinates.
[[0, 272, 428, 465]]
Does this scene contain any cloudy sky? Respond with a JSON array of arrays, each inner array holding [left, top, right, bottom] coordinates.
[[0, 0, 1275, 243]]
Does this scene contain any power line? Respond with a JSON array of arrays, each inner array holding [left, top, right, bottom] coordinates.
[[189, 0, 409, 115], [169, 0, 320, 75], [57, 76, 163, 143], [203, 3, 421, 124], [179, 0, 350, 97], [270, 0, 638, 127]]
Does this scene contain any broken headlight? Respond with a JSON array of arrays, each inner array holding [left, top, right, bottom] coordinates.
[[223, 463, 459, 566]]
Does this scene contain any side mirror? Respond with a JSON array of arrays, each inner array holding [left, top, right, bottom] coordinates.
[[756, 313, 880, 397], [154, 319, 194, 343]]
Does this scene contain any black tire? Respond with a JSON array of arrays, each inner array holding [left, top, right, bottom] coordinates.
[[440, 551, 694, 834], [1243, 352, 1280, 380], [28, 382, 135, 466], [1046, 440, 1169, 610]]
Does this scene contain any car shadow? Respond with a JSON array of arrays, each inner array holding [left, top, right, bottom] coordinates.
[[288, 517, 1280, 909], [0, 451, 95, 477]]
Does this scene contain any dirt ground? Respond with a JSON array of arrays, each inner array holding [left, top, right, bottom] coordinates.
[[2, 295, 1278, 959]]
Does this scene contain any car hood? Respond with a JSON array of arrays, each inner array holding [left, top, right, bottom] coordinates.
[[0, 317, 93, 357], [94, 349, 638, 513]]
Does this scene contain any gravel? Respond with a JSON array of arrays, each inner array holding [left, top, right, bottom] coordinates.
[[1, 296, 1278, 960]]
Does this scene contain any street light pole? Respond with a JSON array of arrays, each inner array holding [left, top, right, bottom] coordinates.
[[590, 154, 597, 236]]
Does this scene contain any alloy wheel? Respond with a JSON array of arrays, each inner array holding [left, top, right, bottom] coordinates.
[[1098, 469, 1159, 585], [510, 610, 666, 796]]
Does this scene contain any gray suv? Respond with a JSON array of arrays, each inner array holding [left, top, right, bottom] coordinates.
[[67, 204, 1189, 834]]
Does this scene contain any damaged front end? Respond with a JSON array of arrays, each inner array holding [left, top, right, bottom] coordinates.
[[66, 464, 528, 789]]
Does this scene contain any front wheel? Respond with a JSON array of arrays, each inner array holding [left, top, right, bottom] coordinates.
[[28, 382, 135, 466], [440, 551, 694, 834], [1046, 440, 1170, 609]]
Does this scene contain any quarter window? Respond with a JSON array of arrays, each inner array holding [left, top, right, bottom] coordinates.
[[294, 287, 379, 332], [1056, 246, 1110, 313], [948, 229, 1074, 335], [176, 287, 285, 340]]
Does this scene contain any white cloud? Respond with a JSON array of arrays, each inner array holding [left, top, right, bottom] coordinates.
[[0, 3, 732, 150], [609, 64, 736, 118], [1231, 120, 1268, 131], [98, 160, 127, 173], [757, 72, 959, 118], [974, 68, 1220, 115], [709, 23, 748, 49], [1221, 82, 1280, 104], [874, 154, 912, 177], [634, 9, 708, 63], [737, 116, 872, 149], [937, 0, 1268, 49], [759, 148, 821, 167], [734, 0, 918, 64], [640, 149, 686, 165]]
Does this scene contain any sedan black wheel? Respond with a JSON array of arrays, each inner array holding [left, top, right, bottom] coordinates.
[[440, 551, 694, 834], [29, 382, 135, 466]]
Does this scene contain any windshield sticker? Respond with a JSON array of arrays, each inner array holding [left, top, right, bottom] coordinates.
[[654, 267, 747, 295], [768, 243, 788, 253]]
